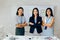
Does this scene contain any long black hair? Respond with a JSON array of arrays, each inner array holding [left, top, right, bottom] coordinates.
[[16, 7, 24, 16], [46, 8, 54, 17], [32, 8, 39, 17]]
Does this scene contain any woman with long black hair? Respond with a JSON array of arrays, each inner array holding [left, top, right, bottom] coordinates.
[[42, 8, 54, 36], [29, 8, 42, 34]]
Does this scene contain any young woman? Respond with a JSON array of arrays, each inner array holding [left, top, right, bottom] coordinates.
[[42, 8, 54, 36], [15, 7, 27, 35], [29, 8, 42, 34]]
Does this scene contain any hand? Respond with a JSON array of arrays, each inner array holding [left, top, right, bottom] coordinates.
[[44, 24, 47, 26], [29, 22, 34, 25], [44, 24, 51, 28], [38, 22, 40, 24], [16, 24, 23, 28], [21, 23, 27, 27]]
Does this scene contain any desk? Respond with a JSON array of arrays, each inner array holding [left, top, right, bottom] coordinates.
[[3, 35, 60, 40]]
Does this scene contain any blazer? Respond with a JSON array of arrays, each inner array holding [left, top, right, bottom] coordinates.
[[29, 16, 42, 33]]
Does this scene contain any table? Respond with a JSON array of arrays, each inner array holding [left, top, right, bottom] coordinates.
[[3, 35, 60, 40]]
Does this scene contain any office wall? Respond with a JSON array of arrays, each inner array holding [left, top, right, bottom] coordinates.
[[0, 0, 60, 38]]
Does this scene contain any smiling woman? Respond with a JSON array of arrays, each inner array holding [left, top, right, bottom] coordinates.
[[15, 7, 27, 35], [42, 8, 54, 36], [29, 8, 42, 34]]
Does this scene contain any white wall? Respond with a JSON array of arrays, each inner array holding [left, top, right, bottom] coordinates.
[[0, 0, 60, 38]]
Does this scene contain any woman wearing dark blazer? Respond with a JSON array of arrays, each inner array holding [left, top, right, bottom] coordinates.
[[29, 8, 42, 34]]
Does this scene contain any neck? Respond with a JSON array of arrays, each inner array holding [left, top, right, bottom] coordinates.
[[34, 16, 37, 18], [48, 15, 50, 18], [18, 15, 21, 16], [18, 14, 22, 16]]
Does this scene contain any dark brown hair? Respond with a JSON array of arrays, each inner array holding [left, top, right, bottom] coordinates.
[[16, 7, 24, 16]]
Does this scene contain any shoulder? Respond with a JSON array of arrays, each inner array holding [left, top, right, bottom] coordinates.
[[16, 15, 19, 19], [30, 16, 33, 18], [29, 16, 34, 21], [52, 16, 54, 19], [29, 16, 33, 19], [51, 16, 55, 20], [38, 16, 42, 19], [16, 15, 21, 18], [42, 16, 46, 21]]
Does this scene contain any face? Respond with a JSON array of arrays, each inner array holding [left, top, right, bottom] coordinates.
[[18, 9, 23, 16], [33, 9, 38, 16], [47, 9, 51, 16]]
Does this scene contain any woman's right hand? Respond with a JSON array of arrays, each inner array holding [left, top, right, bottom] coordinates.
[[29, 22, 34, 25]]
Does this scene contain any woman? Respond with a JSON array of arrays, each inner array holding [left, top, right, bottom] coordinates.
[[15, 7, 27, 35], [29, 8, 42, 34], [42, 8, 54, 36]]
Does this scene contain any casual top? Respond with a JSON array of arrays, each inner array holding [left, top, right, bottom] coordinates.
[[16, 15, 26, 24]]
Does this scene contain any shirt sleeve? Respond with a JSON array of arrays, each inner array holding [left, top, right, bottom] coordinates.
[[15, 16, 19, 24], [23, 16, 26, 23]]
